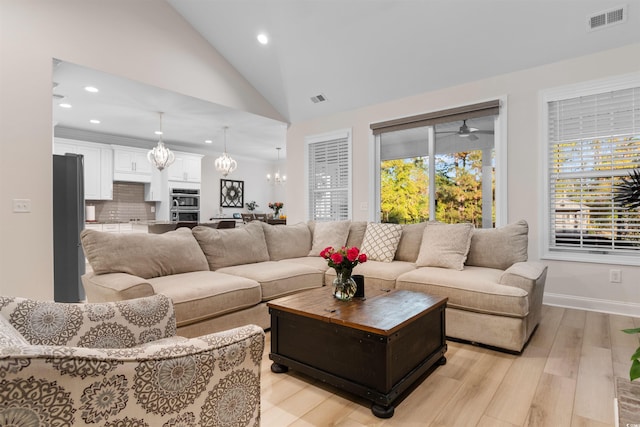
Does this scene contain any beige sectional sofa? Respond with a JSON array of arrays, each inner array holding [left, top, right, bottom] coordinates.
[[81, 219, 547, 352]]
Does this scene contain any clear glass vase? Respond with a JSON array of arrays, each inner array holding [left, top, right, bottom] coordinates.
[[333, 269, 357, 301]]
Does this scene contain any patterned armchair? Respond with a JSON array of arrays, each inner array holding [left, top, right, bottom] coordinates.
[[0, 294, 264, 426]]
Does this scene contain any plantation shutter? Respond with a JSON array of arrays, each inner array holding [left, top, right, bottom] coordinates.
[[547, 85, 640, 256], [307, 132, 351, 221]]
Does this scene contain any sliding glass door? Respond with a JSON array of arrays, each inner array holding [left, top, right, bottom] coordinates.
[[371, 101, 503, 227]]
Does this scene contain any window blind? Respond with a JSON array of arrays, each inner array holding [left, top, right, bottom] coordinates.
[[370, 100, 500, 135], [307, 134, 350, 221], [547, 85, 640, 256]]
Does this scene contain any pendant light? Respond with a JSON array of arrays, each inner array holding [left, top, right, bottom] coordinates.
[[267, 147, 286, 184], [215, 126, 237, 176], [147, 112, 175, 171]]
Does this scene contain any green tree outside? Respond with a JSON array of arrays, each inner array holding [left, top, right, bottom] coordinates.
[[380, 158, 429, 223], [380, 150, 494, 226]]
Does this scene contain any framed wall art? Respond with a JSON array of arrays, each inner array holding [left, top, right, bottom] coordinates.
[[220, 179, 244, 208]]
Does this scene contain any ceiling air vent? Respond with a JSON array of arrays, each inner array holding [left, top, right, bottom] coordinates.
[[588, 5, 626, 31], [310, 93, 327, 104]]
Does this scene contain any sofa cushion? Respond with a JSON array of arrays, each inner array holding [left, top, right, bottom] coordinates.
[[278, 256, 330, 273], [325, 260, 416, 290], [217, 261, 324, 301], [360, 223, 403, 262], [261, 222, 312, 261], [345, 221, 368, 248], [395, 222, 428, 262], [147, 271, 261, 328], [308, 220, 351, 256], [193, 222, 269, 270], [81, 228, 209, 279], [466, 220, 528, 270], [416, 222, 473, 270], [396, 266, 529, 318]]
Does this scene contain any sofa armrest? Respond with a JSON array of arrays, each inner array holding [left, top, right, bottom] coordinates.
[[82, 271, 154, 302], [500, 261, 548, 294], [0, 324, 264, 425]]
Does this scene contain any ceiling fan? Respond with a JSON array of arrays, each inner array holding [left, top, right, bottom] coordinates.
[[436, 119, 494, 141]]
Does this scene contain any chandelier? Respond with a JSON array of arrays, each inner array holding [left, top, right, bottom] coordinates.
[[215, 126, 237, 177], [147, 112, 175, 171], [267, 147, 286, 184]]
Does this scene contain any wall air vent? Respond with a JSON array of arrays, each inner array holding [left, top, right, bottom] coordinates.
[[588, 5, 626, 31], [310, 93, 327, 104]]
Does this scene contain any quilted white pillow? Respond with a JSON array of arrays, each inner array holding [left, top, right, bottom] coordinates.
[[416, 222, 474, 270], [360, 223, 403, 262]]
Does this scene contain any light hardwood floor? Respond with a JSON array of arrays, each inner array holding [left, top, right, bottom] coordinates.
[[259, 305, 639, 427]]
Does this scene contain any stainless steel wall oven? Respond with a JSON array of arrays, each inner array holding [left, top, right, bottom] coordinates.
[[170, 188, 200, 222]]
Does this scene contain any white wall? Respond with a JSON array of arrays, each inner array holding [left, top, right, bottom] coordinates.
[[200, 155, 286, 220], [285, 43, 640, 316], [0, 0, 283, 299]]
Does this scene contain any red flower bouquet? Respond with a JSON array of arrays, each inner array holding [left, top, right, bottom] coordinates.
[[320, 246, 367, 273], [320, 246, 367, 301]]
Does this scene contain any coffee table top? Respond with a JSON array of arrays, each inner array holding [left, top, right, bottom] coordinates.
[[267, 287, 447, 336]]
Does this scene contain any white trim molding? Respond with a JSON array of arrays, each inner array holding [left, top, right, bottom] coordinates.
[[543, 292, 640, 318]]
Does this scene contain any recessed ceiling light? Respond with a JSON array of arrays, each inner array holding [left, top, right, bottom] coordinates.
[[89, 119, 100, 124], [154, 131, 163, 135], [205, 140, 213, 144], [59, 103, 72, 108], [84, 86, 99, 93], [257, 33, 269, 45]]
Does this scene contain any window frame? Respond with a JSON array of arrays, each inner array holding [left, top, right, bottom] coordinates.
[[539, 72, 640, 266], [371, 98, 508, 226], [304, 128, 353, 221]]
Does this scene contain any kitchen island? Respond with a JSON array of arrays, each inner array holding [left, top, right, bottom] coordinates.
[[146, 219, 240, 234]]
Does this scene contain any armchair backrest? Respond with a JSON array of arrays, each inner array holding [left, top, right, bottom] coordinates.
[[0, 294, 176, 348]]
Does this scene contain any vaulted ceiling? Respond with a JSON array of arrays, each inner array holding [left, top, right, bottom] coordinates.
[[53, 1, 640, 159], [169, 0, 640, 123]]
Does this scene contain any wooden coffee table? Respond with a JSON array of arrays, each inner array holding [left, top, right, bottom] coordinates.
[[268, 287, 447, 418]]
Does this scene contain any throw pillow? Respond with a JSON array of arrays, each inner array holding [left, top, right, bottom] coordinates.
[[360, 223, 403, 262], [465, 220, 528, 270], [308, 220, 352, 256], [192, 222, 269, 270], [415, 222, 474, 270]]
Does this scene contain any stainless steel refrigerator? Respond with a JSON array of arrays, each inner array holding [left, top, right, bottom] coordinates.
[[53, 153, 86, 302]]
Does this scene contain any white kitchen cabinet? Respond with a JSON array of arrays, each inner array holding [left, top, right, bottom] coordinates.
[[145, 167, 166, 202], [101, 223, 120, 233], [113, 146, 152, 183], [168, 152, 202, 183], [84, 223, 102, 231], [53, 138, 113, 200], [84, 223, 148, 233], [75, 145, 101, 200], [100, 147, 113, 199]]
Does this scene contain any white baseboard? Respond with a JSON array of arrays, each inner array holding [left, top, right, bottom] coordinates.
[[543, 293, 640, 318]]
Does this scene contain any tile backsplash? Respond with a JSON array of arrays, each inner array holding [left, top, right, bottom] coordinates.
[[88, 182, 156, 222]]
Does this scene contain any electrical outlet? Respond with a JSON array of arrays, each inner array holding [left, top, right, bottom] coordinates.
[[12, 199, 31, 213], [609, 269, 621, 283], [150, 206, 155, 213]]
